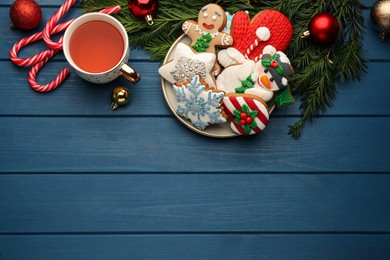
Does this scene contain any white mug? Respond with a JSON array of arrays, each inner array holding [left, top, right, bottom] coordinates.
[[63, 13, 140, 84]]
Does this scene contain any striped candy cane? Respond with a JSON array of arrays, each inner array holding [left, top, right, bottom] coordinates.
[[244, 27, 271, 60], [9, 0, 121, 92]]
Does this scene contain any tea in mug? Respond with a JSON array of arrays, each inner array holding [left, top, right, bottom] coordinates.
[[69, 21, 124, 73]]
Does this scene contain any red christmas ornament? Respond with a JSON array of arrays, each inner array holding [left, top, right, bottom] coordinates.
[[9, 0, 42, 30], [302, 12, 339, 45], [128, 0, 158, 26]]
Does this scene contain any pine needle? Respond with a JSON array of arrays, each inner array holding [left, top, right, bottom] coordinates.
[[80, 0, 367, 138]]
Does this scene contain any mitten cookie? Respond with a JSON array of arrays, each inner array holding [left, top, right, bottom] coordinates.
[[218, 10, 292, 67], [232, 10, 293, 60]]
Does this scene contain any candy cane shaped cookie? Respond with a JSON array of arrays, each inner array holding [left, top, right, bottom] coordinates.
[[223, 93, 269, 135]]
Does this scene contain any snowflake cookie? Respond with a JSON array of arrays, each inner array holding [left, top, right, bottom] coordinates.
[[173, 75, 226, 130]]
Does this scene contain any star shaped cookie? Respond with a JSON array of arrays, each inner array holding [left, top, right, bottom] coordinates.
[[158, 42, 217, 88]]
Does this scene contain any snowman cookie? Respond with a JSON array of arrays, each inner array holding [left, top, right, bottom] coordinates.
[[217, 46, 294, 105]]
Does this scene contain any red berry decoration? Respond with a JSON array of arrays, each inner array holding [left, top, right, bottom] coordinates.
[[239, 119, 246, 125], [245, 117, 253, 124], [128, 0, 158, 26], [10, 0, 42, 30], [270, 60, 278, 68], [240, 112, 248, 120], [302, 12, 339, 45]]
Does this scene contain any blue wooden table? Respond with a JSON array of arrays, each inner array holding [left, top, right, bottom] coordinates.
[[1, 0, 390, 259]]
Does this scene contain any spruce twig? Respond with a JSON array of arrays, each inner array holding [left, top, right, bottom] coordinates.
[[80, 0, 367, 138]]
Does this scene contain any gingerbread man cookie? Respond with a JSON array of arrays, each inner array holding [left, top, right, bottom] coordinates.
[[182, 4, 234, 75], [182, 4, 233, 53]]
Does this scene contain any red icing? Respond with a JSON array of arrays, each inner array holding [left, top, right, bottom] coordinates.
[[270, 60, 278, 68], [231, 10, 293, 59], [202, 23, 215, 29], [240, 112, 248, 120]]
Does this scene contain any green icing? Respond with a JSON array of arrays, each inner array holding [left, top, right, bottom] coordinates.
[[233, 104, 258, 134], [274, 88, 295, 108], [191, 33, 212, 52], [235, 75, 255, 94], [261, 54, 284, 76]]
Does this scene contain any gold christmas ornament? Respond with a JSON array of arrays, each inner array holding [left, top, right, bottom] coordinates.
[[111, 86, 130, 110], [370, 0, 390, 41]]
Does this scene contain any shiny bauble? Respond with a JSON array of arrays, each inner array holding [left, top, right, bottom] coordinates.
[[304, 12, 340, 45], [128, 0, 158, 25], [370, 0, 390, 41], [10, 0, 42, 30], [111, 87, 131, 110]]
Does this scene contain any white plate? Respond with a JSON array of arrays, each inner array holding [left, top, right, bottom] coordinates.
[[160, 34, 274, 138]]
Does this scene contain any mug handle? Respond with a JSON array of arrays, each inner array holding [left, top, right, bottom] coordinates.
[[120, 64, 141, 84]]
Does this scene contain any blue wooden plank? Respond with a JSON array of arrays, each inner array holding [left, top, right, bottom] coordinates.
[[0, 234, 389, 260], [0, 61, 389, 116], [0, 174, 389, 232], [0, 117, 389, 173], [0, 61, 170, 116]]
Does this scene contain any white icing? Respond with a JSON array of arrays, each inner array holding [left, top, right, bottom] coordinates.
[[182, 21, 191, 34], [256, 27, 271, 41], [158, 43, 216, 87], [277, 51, 291, 65], [282, 77, 288, 86], [173, 75, 226, 130], [245, 87, 274, 102], [217, 48, 246, 67], [216, 60, 256, 93], [195, 25, 219, 38], [221, 34, 231, 46], [262, 45, 277, 56]]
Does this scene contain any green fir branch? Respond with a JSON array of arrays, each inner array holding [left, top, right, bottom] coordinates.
[[80, 0, 367, 138], [288, 58, 336, 139]]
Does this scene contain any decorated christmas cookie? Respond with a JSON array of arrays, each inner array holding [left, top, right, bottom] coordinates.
[[182, 4, 233, 54], [216, 59, 258, 96], [182, 4, 234, 75], [173, 75, 227, 130], [217, 45, 295, 107], [223, 93, 269, 135], [218, 10, 292, 67], [249, 46, 294, 107], [158, 42, 217, 87]]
